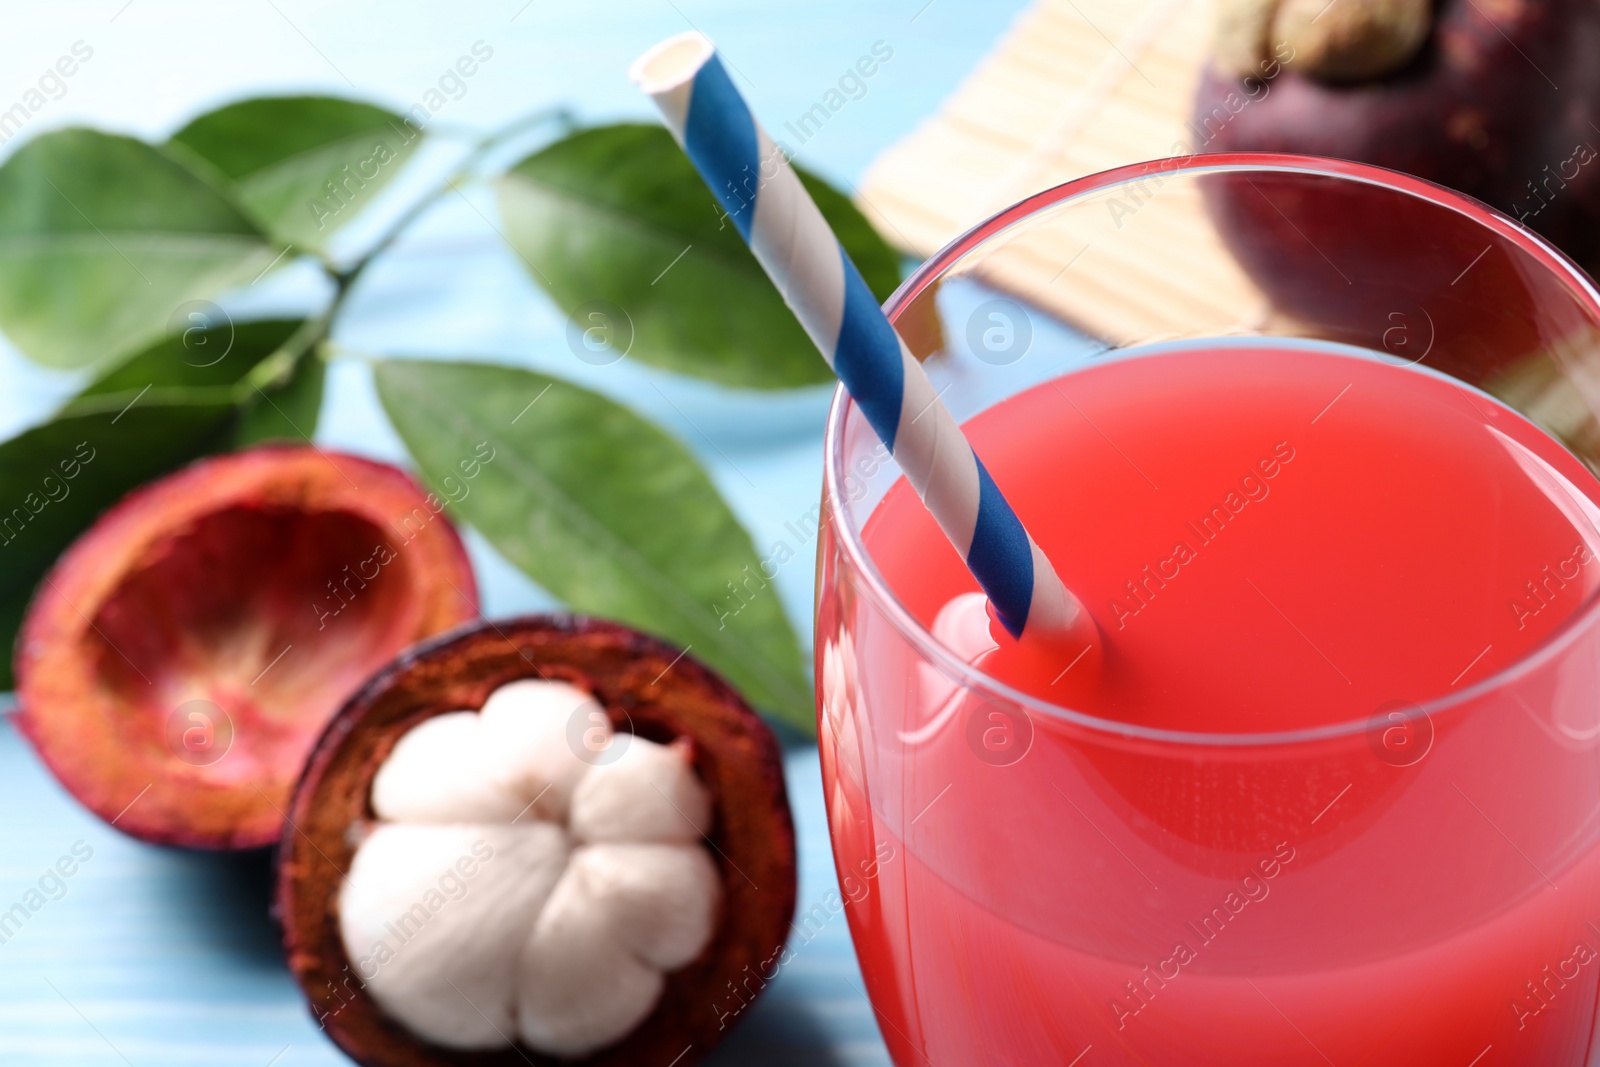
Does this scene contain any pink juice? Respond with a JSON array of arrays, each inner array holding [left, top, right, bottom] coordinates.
[[818, 343, 1600, 1064]]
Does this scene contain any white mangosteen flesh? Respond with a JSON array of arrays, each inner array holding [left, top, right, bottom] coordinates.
[[337, 679, 722, 1056]]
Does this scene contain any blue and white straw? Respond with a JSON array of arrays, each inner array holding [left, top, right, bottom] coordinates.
[[632, 32, 1087, 641]]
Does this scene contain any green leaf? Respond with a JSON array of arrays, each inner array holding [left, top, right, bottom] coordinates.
[[78, 317, 304, 397], [0, 391, 239, 686], [0, 584, 29, 691], [0, 129, 278, 369], [495, 123, 900, 390], [374, 359, 814, 730], [169, 96, 423, 251], [233, 350, 325, 446]]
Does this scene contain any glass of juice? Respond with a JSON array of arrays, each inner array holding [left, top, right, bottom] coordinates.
[[815, 154, 1600, 1065]]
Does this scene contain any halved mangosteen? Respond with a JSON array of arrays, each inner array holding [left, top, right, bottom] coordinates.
[[276, 615, 798, 1067], [14, 445, 478, 850]]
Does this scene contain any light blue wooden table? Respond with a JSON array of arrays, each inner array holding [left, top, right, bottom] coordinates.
[[0, 2, 1031, 1063]]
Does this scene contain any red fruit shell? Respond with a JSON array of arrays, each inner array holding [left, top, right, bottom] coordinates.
[[15, 446, 479, 850], [276, 615, 798, 1067]]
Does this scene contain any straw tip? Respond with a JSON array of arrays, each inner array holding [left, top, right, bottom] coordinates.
[[630, 31, 716, 95]]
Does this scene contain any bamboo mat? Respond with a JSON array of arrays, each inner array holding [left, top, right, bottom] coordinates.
[[858, 0, 1273, 345]]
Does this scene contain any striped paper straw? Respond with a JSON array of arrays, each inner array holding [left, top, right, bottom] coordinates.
[[631, 32, 1089, 641]]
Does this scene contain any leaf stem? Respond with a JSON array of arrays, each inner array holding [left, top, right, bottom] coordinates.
[[256, 107, 576, 386], [242, 306, 336, 397], [328, 105, 576, 302]]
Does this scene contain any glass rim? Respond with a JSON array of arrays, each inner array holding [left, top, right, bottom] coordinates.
[[823, 151, 1600, 749]]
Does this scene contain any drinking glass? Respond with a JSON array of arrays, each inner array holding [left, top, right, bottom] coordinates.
[[815, 154, 1600, 1065]]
